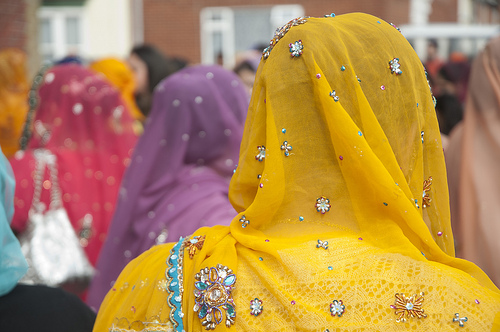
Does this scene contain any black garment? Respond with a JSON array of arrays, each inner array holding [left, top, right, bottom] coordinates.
[[0, 284, 95, 332]]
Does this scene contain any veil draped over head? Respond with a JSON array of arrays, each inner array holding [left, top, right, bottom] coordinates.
[[94, 14, 500, 331], [87, 65, 248, 310], [10, 64, 138, 267]]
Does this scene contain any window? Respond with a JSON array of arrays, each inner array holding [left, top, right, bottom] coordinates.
[[200, 5, 304, 68], [38, 7, 85, 63]]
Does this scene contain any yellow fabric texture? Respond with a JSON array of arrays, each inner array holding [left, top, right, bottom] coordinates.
[[0, 48, 29, 158], [90, 58, 145, 127], [94, 13, 500, 331]]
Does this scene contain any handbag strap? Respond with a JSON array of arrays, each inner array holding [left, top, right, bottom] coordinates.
[[31, 149, 63, 213]]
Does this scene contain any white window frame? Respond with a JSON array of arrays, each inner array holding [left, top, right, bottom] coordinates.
[[38, 6, 87, 63], [200, 5, 304, 68]]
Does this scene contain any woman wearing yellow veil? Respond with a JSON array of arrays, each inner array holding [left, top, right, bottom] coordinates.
[[90, 58, 145, 134], [93, 13, 500, 331], [0, 48, 29, 158]]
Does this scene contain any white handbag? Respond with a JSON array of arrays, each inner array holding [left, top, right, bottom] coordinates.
[[19, 149, 94, 292]]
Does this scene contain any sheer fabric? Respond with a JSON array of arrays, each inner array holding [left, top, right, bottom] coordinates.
[[87, 65, 248, 310], [94, 14, 500, 331], [10, 64, 138, 267]]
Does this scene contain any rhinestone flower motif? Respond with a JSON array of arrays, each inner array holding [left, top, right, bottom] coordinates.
[[289, 40, 303, 57], [391, 292, 427, 322], [250, 298, 263, 316], [389, 58, 402, 75], [281, 141, 292, 156], [330, 300, 345, 317], [183, 235, 206, 259], [194, 264, 236, 330], [316, 239, 328, 250], [316, 196, 331, 214], [255, 145, 266, 161], [239, 215, 249, 228], [329, 90, 339, 102], [453, 313, 468, 327], [262, 17, 308, 59], [422, 176, 433, 208]]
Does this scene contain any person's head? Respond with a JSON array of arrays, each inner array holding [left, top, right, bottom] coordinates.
[[427, 39, 439, 60], [230, 14, 452, 254], [25, 64, 136, 150], [129, 45, 183, 96], [435, 93, 463, 135], [234, 60, 256, 96]]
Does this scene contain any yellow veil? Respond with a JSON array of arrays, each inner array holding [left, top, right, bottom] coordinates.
[[0, 48, 29, 158], [94, 13, 500, 331]]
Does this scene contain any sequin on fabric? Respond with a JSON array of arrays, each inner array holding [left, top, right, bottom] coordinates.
[[194, 264, 236, 329], [453, 313, 468, 327], [166, 237, 185, 330], [255, 146, 266, 161], [250, 298, 263, 316], [315, 196, 331, 214], [330, 300, 345, 317]]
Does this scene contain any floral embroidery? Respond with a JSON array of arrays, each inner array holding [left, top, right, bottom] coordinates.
[[389, 58, 402, 75], [329, 90, 339, 102], [453, 313, 468, 327], [239, 215, 249, 228], [194, 264, 236, 330], [289, 40, 303, 57], [391, 292, 427, 322], [422, 176, 432, 208], [280, 141, 292, 156], [184, 235, 206, 259], [316, 239, 329, 249], [316, 196, 331, 214], [330, 300, 345, 317], [262, 17, 308, 59], [255, 145, 266, 161], [250, 298, 263, 316], [157, 279, 168, 292]]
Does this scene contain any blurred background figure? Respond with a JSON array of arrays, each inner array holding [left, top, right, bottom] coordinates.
[[434, 58, 471, 104], [424, 39, 444, 79], [0, 48, 29, 159], [128, 44, 187, 116], [90, 57, 145, 134], [446, 37, 500, 287], [87, 65, 248, 310], [0, 147, 95, 332], [10, 64, 137, 295]]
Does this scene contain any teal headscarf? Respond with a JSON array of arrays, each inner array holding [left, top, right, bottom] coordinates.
[[0, 148, 28, 296]]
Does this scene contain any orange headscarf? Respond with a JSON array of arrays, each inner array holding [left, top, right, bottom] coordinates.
[[90, 58, 145, 123], [0, 48, 29, 158]]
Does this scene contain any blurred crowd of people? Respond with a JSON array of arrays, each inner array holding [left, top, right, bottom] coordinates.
[[0, 14, 499, 331]]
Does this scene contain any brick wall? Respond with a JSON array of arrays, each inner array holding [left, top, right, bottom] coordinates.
[[142, 0, 412, 65], [0, 0, 26, 50]]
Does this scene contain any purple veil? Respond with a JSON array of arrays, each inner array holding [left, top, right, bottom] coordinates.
[[87, 65, 248, 309]]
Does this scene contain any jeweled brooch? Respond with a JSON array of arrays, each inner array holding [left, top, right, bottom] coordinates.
[[316, 196, 331, 214], [239, 215, 249, 228], [389, 58, 402, 75], [453, 313, 468, 327], [194, 264, 236, 330], [280, 141, 292, 156], [391, 292, 427, 322], [330, 300, 345, 317], [262, 17, 308, 59], [289, 40, 303, 57], [422, 176, 432, 208], [250, 298, 263, 316], [184, 235, 206, 259], [329, 90, 339, 102], [255, 145, 266, 161]]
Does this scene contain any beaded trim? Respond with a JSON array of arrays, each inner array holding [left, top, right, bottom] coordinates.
[[166, 237, 186, 331]]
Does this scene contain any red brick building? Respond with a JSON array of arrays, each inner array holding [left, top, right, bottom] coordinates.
[[140, 0, 474, 65]]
